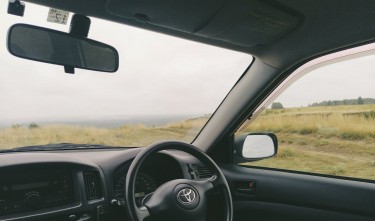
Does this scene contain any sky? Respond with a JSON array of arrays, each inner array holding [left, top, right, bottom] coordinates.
[[0, 3, 252, 124], [1, 2, 375, 125], [275, 54, 375, 107]]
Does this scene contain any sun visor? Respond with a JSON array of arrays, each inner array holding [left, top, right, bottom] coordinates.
[[105, 0, 227, 33], [197, 1, 301, 47], [106, 0, 301, 47]]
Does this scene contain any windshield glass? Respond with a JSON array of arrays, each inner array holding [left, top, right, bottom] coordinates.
[[0, 3, 252, 150]]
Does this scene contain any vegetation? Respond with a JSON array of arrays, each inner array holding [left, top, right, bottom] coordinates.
[[271, 102, 284, 109], [309, 97, 375, 107], [1, 103, 375, 180], [0, 117, 209, 149], [241, 104, 375, 180], [28, 122, 39, 129]]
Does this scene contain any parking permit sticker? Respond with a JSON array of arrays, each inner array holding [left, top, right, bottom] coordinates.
[[47, 8, 69, 25]]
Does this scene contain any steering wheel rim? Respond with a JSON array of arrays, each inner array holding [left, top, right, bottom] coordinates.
[[125, 141, 233, 221]]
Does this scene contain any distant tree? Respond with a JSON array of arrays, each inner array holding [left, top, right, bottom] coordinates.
[[358, 96, 364, 105], [309, 98, 375, 107], [29, 122, 39, 129], [271, 102, 284, 109]]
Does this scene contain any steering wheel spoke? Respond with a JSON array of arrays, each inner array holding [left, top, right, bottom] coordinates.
[[190, 175, 226, 198], [136, 206, 150, 221]]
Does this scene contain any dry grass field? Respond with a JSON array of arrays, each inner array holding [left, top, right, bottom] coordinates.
[[0, 117, 208, 149], [241, 104, 375, 180], [1, 104, 375, 180]]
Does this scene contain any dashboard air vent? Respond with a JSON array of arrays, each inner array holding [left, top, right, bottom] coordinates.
[[191, 164, 213, 179], [83, 171, 102, 200]]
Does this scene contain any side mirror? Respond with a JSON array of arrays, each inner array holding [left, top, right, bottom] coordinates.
[[234, 133, 278, 163], [7, 24, 119, 73]]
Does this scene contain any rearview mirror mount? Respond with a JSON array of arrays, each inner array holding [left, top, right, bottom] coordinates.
[[7, 24, 119, 73]]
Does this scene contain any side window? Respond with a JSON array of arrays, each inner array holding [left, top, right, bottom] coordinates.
[[240, 53, 375, 180]]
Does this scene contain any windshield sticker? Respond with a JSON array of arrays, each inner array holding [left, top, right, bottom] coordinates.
[[47, 8, 69, 25]]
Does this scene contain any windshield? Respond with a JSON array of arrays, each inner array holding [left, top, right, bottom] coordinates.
[[0, 3, 252, 150]]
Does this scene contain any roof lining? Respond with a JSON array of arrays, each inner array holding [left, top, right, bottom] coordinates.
[[22, 0, 375, 70]]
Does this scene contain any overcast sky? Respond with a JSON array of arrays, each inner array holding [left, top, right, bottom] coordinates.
[[0, 3, 251, 123], [1, 3, 375, 125], [275, 54, 375, 107]]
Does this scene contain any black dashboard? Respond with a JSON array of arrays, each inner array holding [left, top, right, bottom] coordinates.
[[0, 165, 75, 216], [0, 148, 209, 221]]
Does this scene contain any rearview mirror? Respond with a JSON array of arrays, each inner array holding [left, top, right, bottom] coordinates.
[[234, 133, 278, 163], [7, 24, 119, 73]]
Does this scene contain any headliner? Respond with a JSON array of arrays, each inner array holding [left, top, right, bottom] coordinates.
[[24, 0, 375, 70]]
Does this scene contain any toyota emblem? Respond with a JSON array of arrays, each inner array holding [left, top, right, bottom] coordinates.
[[177, 188, 196, 204]]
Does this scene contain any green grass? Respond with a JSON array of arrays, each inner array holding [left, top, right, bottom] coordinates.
[[241, 104, 375, 180]]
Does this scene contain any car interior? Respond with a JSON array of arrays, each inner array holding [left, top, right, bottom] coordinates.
[[1, 0, 375, 221]]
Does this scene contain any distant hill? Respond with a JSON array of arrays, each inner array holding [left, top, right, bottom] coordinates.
[[308, 97, 375, 107], [0, 114, 205, 129]]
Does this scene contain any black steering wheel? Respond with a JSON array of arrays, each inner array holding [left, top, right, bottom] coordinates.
[[125, 141, 233, 221]]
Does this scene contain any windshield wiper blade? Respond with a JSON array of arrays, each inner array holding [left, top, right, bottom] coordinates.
[[0, 143, 123, 153]]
